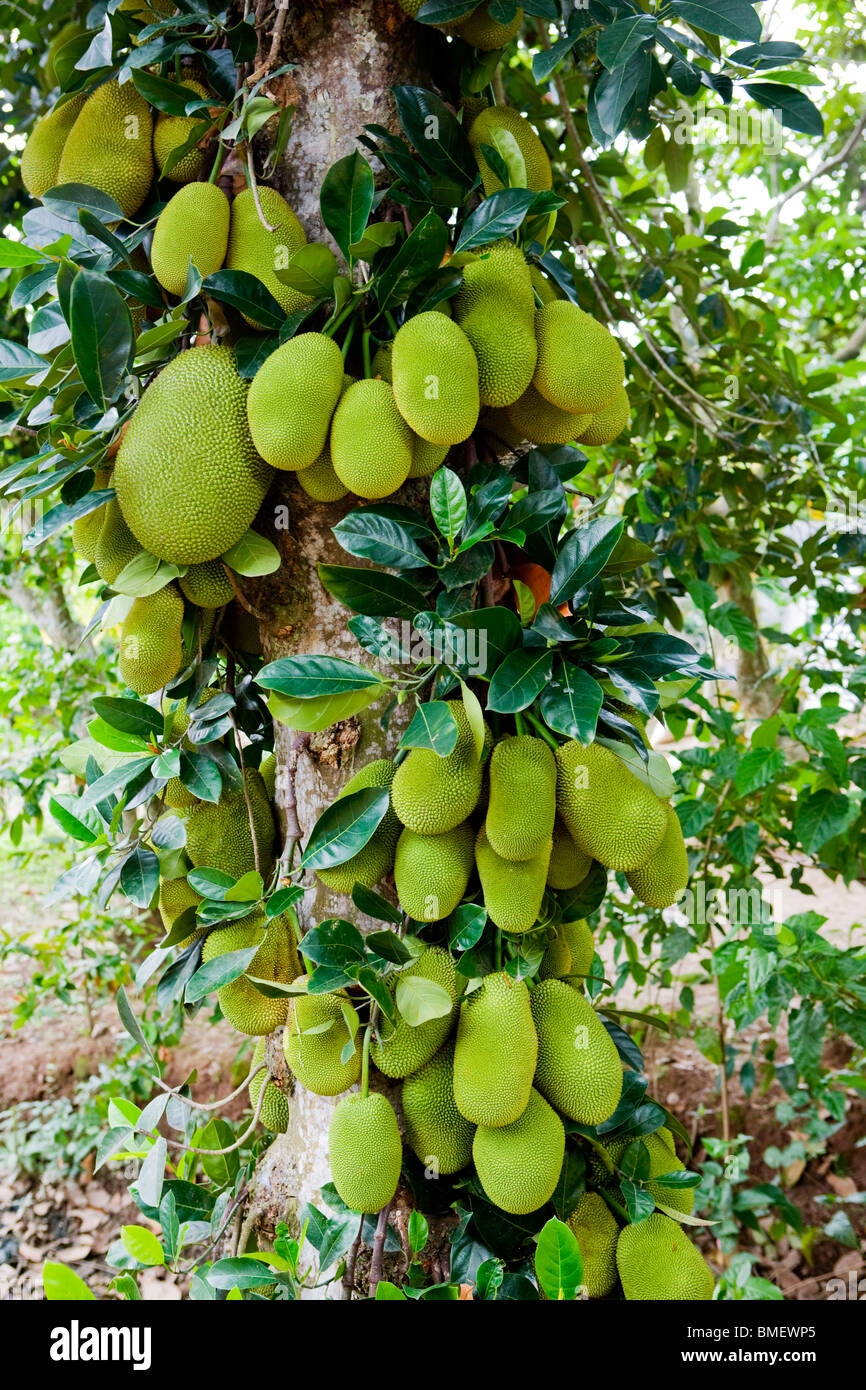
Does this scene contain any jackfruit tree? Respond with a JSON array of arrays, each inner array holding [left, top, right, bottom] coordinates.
[[0, 0, 863, 1308]]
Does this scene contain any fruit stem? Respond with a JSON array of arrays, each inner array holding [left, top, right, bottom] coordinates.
[[208, 142, 227, 185], [340, 316, 357, 362], [360, 1024, 372, 1100], [495, 929, 502, 972], [514, 711, 528, 737], [361, 327, 372, 379], [523, 710, 559, 750]]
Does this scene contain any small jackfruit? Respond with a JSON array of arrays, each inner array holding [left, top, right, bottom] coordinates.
[[295, 445, 348, 502], [153, 79, 211, 182], [473, 1088, 564, 1214], [546, 818, 592, 890], [391, 700, 483, 834], [640, 1130, 695, 1219], [284, 980, 360, 1095], [158, 875, 203, 937], [57, 79, 154, 219], [458, 2, 523, 49], [203, 911, 295, 1035], [616, 1214, 713, 1301], [486, 735, 556, 861], [533, 300, 625, 415], [454, 240, 537, 408], [529, 264, 560, 305], [21, 94, 86, 199], [625, 802, 688, 909], [391, 312, 480, 445], [507, 383, 590, 445], [330, 378, 413, 499], [577, 387, 631, 446], [555, 740, 667, 872], [161, 688, 219, 806], [186, 767, 276, 881], [475, 823, 550, 934], [316, 759, 400, 895], [94, 499, 140, 584], [247, 333, 344, 470], [409, 437, 449, 478], [453, 971, 537, 1127], [150, 182, 230, 297], [118, 584, 184, 694], [72, 469, 113, 562], [179, 558, 235, 609], [560, 918, 595, 985], [567, 1192, 619, 1298], [370, 947, 458, 1079], [530, 978, 623, 1125], [393, 822, 474, 922], [468, 104, 550, 196], [401, 1040, 475, 1176], [226, 186, 311, 327], [328, 1092, 402, 1213], [248, 1039, 289, 1133]]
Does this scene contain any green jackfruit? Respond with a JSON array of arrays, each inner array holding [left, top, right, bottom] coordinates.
[[161, 688, 220, 807], [468, 104, 550, 196], [179, 558, 234, 609], [454, 240, 537, 407], [475, 823, 550, 934], [295, 445, 348, 502], [616, 1213, 713, 1301], [114, 346, 272, 565], [577, 387, 630, 446], [529, 265, 560, 305], [507, 383, 590, 445], [21, 94, 86, 199], [260, 752, 276, 801], [284, 980, 361, 1095], [486, 735, 556, 861], [316, 759, 400, 895], [625, 802, 688, 909], [533, 300, 625, 415], [72, 469, 113, 562], [391, 701, 482, 835], [42, 21, 83, 91], [371, 341, 393, 380], [530, 978, 623, 1125], [153, 79, 211, 182], [409, 437, 449, 478], [248, 1038, 289, 1133], [453, 971, 537, 1127], [555, 740, 667, 872], [330, 378, 413, 499], [397, 0, 474, 25], [328, 1092, 402, 1213], [561, 918, 595, 985], [150, 181, 229, 297], [118, 584, 184, 694], [480, 405, 527, 455], [186, 767, 276, 881], [393, 822, 474, 922], [247, 333, 344, 470], [370, 947, 458, 1078], [473, 1087, 564, 1214], [458, 2, 523, 49], [158, 875, 203, 938], [641, 1130, 695, 1218], [658, 1126, 677, 1155], [57, 79, 153, 219], [567, 1192, 619, 1298], [401, 1040, 475, 1175], [203, 911, 296, 1036], [539, 927, 571, 981], [226, 186, 311, 327], [391, 312, 480, 445], [547, 818, 592, 890], [94, 499, 140, 584]]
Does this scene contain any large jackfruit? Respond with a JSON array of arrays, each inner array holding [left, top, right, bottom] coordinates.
[[530, 978, 623, 1125], [546, 818, 592, 890], [226, 186, 311, 327], [473, 1088, 564, 1214], [283, 980, 361, 1095], [316, 759, 400, 895], [616, 1213, 713, 1301], [625, 802, 689, 909], [203, 911, 296, 1035], [370, 947, 458, 1078], [330, 378, 413, 499], [57, 79, 154, 219], [468, 104, 550, 196], [247, 333, 344, 470], [114, 347, 272, 565], [577, 387, 631, 446], [328, 1092, 402, 1213], [391, 312, 480, 445], [393, 822, 474, 922], [21, 94, 86, 199], [507, 383, 589, 445], [453, 971, 537, 1127], [555, 740, 667, 872], [153, 79, 211, 182], [486, 735, 556, 861], [186, 767, 276, 881], [118, 584, 184, 694], [72, 469, 113, 562], [391, 700, 483, 834], [458, 2, 523, 49], [150, 182, 230, 298], [533, 300, 625, 415], [475, 823, 550, 934], [567, 1192, 619, 1298], [179, 559, 235, 609], [248, 1038, 289, 1133], [401, 1040, 475, 1175], [94, 499, 140, 584], [454, 240, 537, 408]]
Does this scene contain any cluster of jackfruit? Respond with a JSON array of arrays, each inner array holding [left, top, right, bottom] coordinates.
[[397, 1, 524, 51]]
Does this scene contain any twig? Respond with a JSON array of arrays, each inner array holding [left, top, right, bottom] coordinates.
[[341, 1212, 365, 1301], [246, 145, 277, 231], [221, 562, 272, 621], [248, 0, 289, 86], [368, 1199, 393, 1296]]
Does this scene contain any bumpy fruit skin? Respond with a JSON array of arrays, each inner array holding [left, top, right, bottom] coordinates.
[[249, 1048, 289, 1134], [454, 240, 537, 408], [546, 818, 592, 890], [58, 79, 154, 219], [625, 802, 689, 909], [203, 912, 296, 1036], [114, 347, 272, 566], [158, 875, 202, 936], [153, 79, 211, 182], [316, 759, 400, 895], [555, 740, 667, 872], [409, 437, 449, 478], [226, 186, 311, 326], [295, 445, 348, 502], [486, 735, 556, 861], [453, 971, 537, 1127], [284, 982, 361, 1095], [118, 584, 184, 694], [475, 823, 550, 933], [529, 265, 559, 305], [328, 1093, 402, 1214], [616, 1213, 714, 1301], [72, 469, 113, 561], [641, 1131, 695, 1218], [391, 312, 480, 445], [370, 947, 458, 1079], [473, 1088, 564, 1214], [391, 700, 483, 834], [393, 822, 474, 922], [179, 559, 235, 609], [94, 499, 140, 584], [530, 978, 623, 1125], [186, 767, 276, 881], [533, 300, 625, 415], [567, 1192, 619, 1298], [561, 918, 595, 986], [330, 378, 413, 499], [401, 1040, 475, 1175], [577, 387, 631, 446], [507, 383, 589, 445], [468, 105, 550, 196], [151, 182, 230, 297], [21, 94, 86, 199], [247, 333, 344, 470], [458, 2, 524, 49]]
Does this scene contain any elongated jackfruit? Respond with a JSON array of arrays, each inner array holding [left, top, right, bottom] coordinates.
[[401, 1040, 475, 1176], [57, 79, 153, 219], [153, 79, 211, 182], [547, 818, 592, 890], [625, 802, 689, 909], [203, 912, 295, 1035], [473, 1088, 564, 1214], [454, 240, 537, 408], [249, 1039, 289, 1133], [316, 759, 400, 895], [468, 104, 550, 196], [567, 1192, 619, 1298], [577, 387, 630, 446], [179, 558, 235, 609], [530, 978, 622, 1125], [21, 94, 86, 199], [561, 918, 595, 986], [393, 822, 474, 922], [391, 312, 480, 445], [555, 740, 667, 872], [486, 735, 556, 861], [453, 971, 537, 1127], [330, 378, 413, 499], [458, 2, 523, 49], [118, 584, 184, 694], [186, 767, 276, 881], [94, 499, 140, 584], [391, 700, 483, 834], [533, 300, 625, 415], [617, 1213, 713, 1301], [247, 333, 344, 470], [114, 347, 272, 565], [507, 383, 590, 445], [226, 186, 311, 327], [151, 182, 230, 298], [475, 823, 550, 934], [284, 981, 360, 1095], [328, 1092, 402, 1213], [370, 947, 458, 1079]]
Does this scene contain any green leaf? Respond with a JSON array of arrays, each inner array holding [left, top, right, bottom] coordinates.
[[301, 787, 391, 872], [257, 655, 384, 698], [454, 189, 536, 254], [201, 270, 286, 331], [0, 239, 46, 269], [374, 210, 450, 316], [550, 517, 624, 606], [671, 0, 762, 42], [120, 847, 160, 909], [48, 795, 102, 844], [430, 467, 467, 546], [392, 85, 477, 187], [192, 1118, 239, 1187], [318, 564, 427, 619], [332, 510, 430, 570], [447, 902, 487, 951], [591, 53, 649, 139], [69, 269, 134, 411], [794, 790, 855, 853], [320, 150, 375, 260], [274, 242, 339, 296], [399, 701, 459, 756], [207, 1256, 279, 1290], [597, 15, 658, 70], [0, 339, 48, 381], [540, 664, 603, 743], [743, 82, 824, 136], [186, 943, 262, 1001], [534, 1217, 583, 1301], [42, 183, 125, 223], [92, 696, 163, 739], [487, 646, 554, 713], [269, 686, 386, 733], [395, 974, 454, 1025], [221, 530, 281, 576], [111, 552, 179, 598], [375, 1280, 408, 1300], [348, 222, 402, 261], [121, 1225, 165, 1267], [43, 1261, 95, 1301]]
